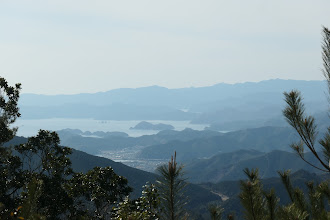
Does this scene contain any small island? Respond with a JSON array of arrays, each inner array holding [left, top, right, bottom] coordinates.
[[130, 121, 174, 131], [56, 128, 129, 138]]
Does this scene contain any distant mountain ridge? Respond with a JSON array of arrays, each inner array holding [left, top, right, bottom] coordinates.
[[20, 79, 326, 107], [185, 149, 323, 183], [137, 126, 301, 161], [57, 128, 222, 155], [19, 80, 327, 130], [57, 126, 327, 169]]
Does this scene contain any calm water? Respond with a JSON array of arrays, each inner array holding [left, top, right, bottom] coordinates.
[[14, 118, 208, 137]]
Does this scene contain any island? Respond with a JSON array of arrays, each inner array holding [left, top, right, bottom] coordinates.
[[130, 121, 174, 131], [56, 128, 129, 138]]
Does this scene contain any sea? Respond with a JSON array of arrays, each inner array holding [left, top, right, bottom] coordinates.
[[13, 118, 209, 172], [13, 118, 209, 138]]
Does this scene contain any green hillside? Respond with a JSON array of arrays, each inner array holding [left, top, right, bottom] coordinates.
[[138, 126, 300, 161], [185, 150, 323, 183], [6, 136, 220, 211], [57, 128, 222, 155]]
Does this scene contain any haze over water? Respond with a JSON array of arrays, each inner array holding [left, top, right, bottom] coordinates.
[[14, 118, 209, 138]]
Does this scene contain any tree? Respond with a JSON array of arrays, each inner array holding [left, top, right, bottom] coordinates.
[[15, 130, 74, 219], [239, 169, 329, 220], [279, 26, 330, 219], [239, 168, 267, 220], [156, 152, 188, 220], [276, 170, 329, 220], [0, 77, 24, 217], [0, 77, 132, 219], [208, 203, 224, 220], [0, 77, 21, 145], [239, 27, 330, 220], [19, 177, 46, 220], [283, 27, 330, 173], [69, 166, 131, 219], [112, 183, 160, 220]]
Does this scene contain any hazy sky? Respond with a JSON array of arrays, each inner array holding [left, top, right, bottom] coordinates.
[[1, 0, 329, 94]]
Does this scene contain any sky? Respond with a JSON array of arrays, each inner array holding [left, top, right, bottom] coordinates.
[[0, 0, 330, 95]]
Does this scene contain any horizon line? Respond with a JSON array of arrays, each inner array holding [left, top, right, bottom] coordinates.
[[21, 78, 326, 96]]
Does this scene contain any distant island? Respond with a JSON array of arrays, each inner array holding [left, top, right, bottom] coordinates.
[[57, 128, 129, 138], [130, 121, 174, 131]]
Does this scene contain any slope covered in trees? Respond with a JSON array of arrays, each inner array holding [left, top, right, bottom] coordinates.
[[185, 150, 323, 183], [138, 126, 300, 161]]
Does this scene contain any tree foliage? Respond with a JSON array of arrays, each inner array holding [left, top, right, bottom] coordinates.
[[0, 77, 21, 144], [239, 168, 267, 220], [112, 183, 160, 220], [0, 76, 132, 219], [239, 169, 329, 220], [156, 152, 188, 220], [0, 77, 24, 217], [69, 166, 131, 218], [240, 26, 330, 220], [281, 25, 330, 219], [283, 27, 330, 173], [208, 203, 224, 220]]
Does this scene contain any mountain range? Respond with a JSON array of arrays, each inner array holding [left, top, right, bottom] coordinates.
[[19, 79, 328, 131], [137, 126, 301, 161], [185, 149, 323, 183]]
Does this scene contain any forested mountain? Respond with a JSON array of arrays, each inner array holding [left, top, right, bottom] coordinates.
[[57, 128, 222, 155], [185, 150, 323, 183], [56, 126, 327, 185], [137, 126, 300, 161], [57, 125, 327, 167], [70, 149, 221, 211], [8, 134, 324, 187], [5, 136, 220, 211], [5, 136, 156, 197]]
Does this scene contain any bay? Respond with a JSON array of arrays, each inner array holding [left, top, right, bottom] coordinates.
[[14, 118, 208, 137]]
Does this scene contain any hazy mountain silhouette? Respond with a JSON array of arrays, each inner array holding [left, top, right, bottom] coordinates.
[[185, 149, 323, 183], [19, 80, 327, 132]]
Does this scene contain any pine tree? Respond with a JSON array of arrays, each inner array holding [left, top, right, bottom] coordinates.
[[208, 203, 224, 220], [281, 26, 330, 219], [239, 26, 330, 220], [156, 152, 188, 220], [112, 183, 160, 220], [283, 27, 330, 173], [239, 168, 266, 220]]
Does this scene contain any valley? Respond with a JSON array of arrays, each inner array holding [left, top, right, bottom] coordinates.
[[2, 4, 330, 218], [8, 79, 330, 218]]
